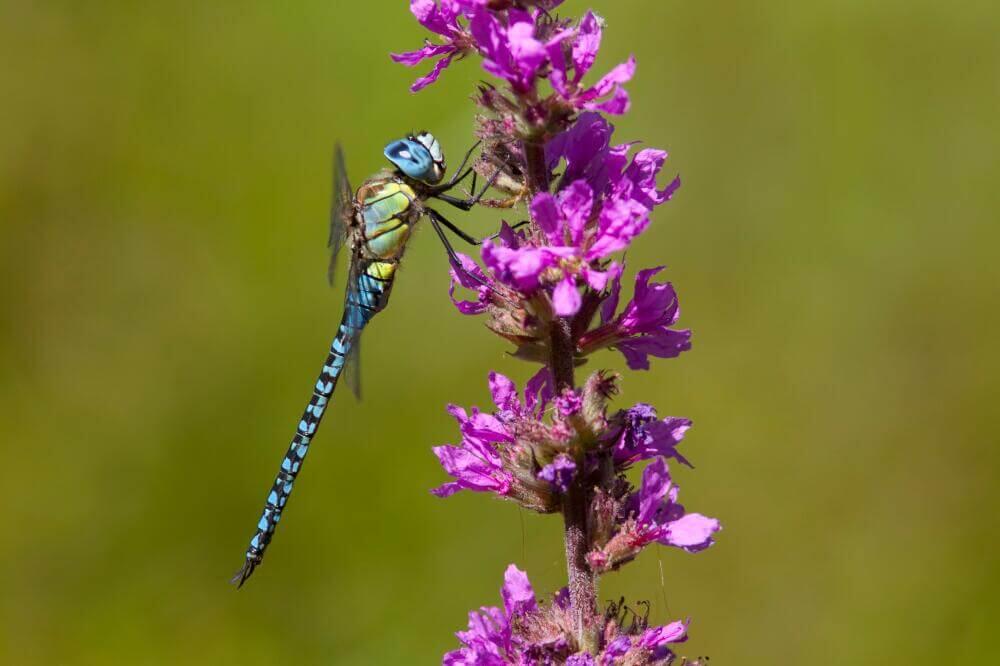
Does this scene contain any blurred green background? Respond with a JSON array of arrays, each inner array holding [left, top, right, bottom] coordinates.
[[2, 0, 997, 663]]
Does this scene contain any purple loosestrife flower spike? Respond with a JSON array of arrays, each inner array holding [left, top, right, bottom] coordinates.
[[390, 1, 722, 661]]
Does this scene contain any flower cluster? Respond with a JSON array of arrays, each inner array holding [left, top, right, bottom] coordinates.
[[445, 565, 695, 665], [394, 2, 632, 114], [480, 109, 682, 320], [394, 2, 720, 663], [431, 368, 559, 511], [432, 371, 720, 567]]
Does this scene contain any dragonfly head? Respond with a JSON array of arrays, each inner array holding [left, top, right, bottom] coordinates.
[[384, 132, 445, 184]]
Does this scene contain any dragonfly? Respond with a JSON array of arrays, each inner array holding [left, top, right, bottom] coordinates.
[[233, 132, 497, 587]]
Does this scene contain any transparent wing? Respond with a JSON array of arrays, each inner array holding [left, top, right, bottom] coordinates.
[[328, 144, 354, 285], [345, 335, 362, 400], [340, 244, 368, 401]]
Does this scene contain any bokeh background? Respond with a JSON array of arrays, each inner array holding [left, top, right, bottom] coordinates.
[[2, 0, 997, 663]]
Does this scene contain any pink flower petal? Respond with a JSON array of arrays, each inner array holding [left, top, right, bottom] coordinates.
[[488, 372, 518, 412], [638, 457, 672, 524], [409, 51, 457, 92], [572, 11, 602, 81], [530, 192, 563, 244], [552, 275, 582, 316], [663, 513, 721, 551], [558, 179, 594, 246], [501, 565, 537, 617], [639, 620, 689, 649], [390, 42, 454, 66]]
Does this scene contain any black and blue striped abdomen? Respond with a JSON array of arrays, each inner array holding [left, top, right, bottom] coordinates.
[[234, 258, 400, 586]]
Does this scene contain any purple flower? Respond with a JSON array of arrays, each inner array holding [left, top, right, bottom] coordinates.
[[588, 458, 719, 572], [448, 221, 547, 322], [577, 622, 688, 665], [392, 0, 471, 92], [500, 564, 537, 617], [639, 620, 689, 656], [469, 8, 567, 94], [471, 115, 684, 320], [432, 369, 554, 500], [547, 12, 636, 114], [611, 403, 693, 468], [431, 403, 514, 498], [555, 389, 582, 417], [448, 250, 499, 315], [612, 147, 682, 212], [538, 453, 576, 492], [583, 267, 692, 371], [490, 367, 554, 422], [445, 605, 509, 665], [547, 113, 681, 213], [443, 565, 695, 664], [454, 116, 682, 325], [602, 636, 631, 664], [546, 112, 619, 197], [482, 179, 646, 317], [442, 564, 539, 664], [631, 458, 720, 552]]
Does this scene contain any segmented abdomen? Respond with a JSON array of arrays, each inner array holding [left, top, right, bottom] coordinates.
[[234, 258, 399, 586]]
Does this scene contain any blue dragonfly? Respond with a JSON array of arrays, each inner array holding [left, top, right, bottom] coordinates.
[[233, 132, 497, 586]]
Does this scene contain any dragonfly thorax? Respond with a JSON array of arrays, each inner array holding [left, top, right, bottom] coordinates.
[[383, 131, 445, 185], [355, 178, 419, 260]]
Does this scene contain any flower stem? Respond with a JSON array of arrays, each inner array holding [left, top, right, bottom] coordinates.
[[523, 138, 550, 198], [526, 126, 600, 652], [550, 316, 600, 654]]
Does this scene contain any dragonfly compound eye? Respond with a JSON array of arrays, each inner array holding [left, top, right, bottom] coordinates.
[[384, 135, 445, 184]]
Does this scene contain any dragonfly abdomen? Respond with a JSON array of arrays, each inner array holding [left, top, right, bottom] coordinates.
[[233, 258, 399, 587]]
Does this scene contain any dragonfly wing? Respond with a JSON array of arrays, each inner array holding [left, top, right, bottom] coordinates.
[[340, 245, 369, 401], [345, 335, 362, 400], [328, 144, 354, 285]]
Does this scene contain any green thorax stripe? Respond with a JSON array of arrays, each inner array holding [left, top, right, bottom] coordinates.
[[360, 179, 417, 228]]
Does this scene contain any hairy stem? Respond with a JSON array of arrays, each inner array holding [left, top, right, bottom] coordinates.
[[524, 131, 599, 652], [551, 317, 600, 653]]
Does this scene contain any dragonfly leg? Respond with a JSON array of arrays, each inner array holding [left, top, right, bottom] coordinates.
[[428, 208, 523, 309], [429, 208, 530, 247], [434, 168, 502, 212], [427, 207, 481, 246], [443, 140, 482, 188], [427, 209, 490, 290]]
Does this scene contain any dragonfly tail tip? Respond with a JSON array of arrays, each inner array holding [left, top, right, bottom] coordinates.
[[230, 560, 258, 589]]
